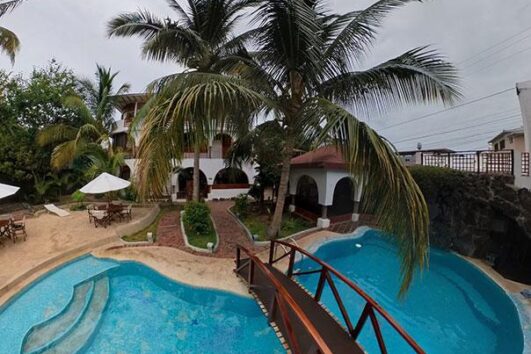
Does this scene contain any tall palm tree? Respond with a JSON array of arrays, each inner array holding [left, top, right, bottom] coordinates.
[[37, 65, 130, 169], [107, 0, 257, 201], [0, 0, 23, 63], [228, 0, 461, 292]]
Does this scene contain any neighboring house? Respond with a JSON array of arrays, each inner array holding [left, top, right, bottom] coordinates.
[[488, 127, 525, 153], [111, 93, 255, 201], [398, 148, 455, 167]]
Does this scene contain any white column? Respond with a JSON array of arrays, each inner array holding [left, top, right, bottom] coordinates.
[[517, 81, 531, 152]]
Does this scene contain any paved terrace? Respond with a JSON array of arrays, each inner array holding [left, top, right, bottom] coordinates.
[[0, 207, 154, 303]]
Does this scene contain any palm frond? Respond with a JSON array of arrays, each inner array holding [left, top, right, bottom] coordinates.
[[323, 0, 420, 70], [50, 140, 78, 170], [36, 124, 78, 147], [63, 96, 96, 124], [0, 26, 19, 64], [319, 47, 461, 116], [107, 10, 167, 39], [166, 0, 193, 27], [306, 98, 429, 294], [0, 0, 23, 17]]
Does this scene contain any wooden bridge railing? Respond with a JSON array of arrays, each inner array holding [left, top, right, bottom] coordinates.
[[269, 240, 425, 354], [235, 245, 334, 354]]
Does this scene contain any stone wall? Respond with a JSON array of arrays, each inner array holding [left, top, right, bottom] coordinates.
[[410, 166, 531, 284]]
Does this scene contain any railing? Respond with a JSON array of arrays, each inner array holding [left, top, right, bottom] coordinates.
[[522, 152, 530, 177], [421, 150, 514, 175], [269, 240, 425, 354], [235, 245, 334, 354]]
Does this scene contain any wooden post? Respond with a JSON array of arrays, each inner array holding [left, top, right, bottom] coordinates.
[[269, 240, 275, 264], [314, 268, 327, 301], [287, 249, 296, 278]]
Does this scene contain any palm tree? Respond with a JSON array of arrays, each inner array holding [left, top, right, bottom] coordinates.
[[84, 147, 126, 179], [37, 65, 130, 169], [107, 0, 258, 201], [0, 0, 23, 63], [227, 0, 461, 292]]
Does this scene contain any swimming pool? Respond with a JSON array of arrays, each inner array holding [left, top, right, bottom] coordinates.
[[0, 255, 283, 353], [295, 229, 524, 354]]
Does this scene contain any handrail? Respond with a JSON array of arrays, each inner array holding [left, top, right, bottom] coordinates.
[[235, 245, 334, 354], [270, 240, 425, 354]]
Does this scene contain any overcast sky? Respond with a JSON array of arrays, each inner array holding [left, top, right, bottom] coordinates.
[[2, 0, 531, 151]]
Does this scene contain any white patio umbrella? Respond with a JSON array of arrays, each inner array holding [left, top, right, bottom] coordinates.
[[0, 183, 20, 199], [80, 172, 130, 194]]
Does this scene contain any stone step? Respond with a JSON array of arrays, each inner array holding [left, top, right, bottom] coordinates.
[[22, 281, 95, 354], [42, 276, 110, 354]]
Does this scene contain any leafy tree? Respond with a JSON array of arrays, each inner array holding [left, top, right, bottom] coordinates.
[[36, 65, 129, 170], [0, 61, 85, 200], [108, 0, 257, 201]]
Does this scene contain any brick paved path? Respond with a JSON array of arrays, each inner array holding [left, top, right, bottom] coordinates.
[[155, 201, 265, 258]]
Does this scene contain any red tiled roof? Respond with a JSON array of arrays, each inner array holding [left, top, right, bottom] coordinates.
[[290, 146, 346, 170]]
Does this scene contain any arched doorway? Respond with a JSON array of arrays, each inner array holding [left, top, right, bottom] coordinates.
[[296, 175, 320, 216], [183, 133, 208, 157], [213, 168, 249, 187], [177, 168, 208, 200], [330, 177, 355, 219]]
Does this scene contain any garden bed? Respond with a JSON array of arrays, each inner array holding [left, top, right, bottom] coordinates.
[[230, 206, 313, 242], [179, 202, 219, 252]]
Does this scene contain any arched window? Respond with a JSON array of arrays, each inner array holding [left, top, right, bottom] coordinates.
[[213, 168, 249, 187]]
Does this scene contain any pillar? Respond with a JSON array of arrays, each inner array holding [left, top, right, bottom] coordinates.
[[317, 205, 330, 229]]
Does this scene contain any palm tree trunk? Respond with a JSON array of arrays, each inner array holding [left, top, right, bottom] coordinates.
[[266, 138, 294, 239], [192, 142, 201, 202]]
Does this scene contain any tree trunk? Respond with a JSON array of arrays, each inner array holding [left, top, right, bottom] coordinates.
[[266, 139, 294, 239], [192, 142, 201, 202]]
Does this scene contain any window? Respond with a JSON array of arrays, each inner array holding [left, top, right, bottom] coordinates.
[[494, 143, 499, 151], [500, 140, 506, 150], [509, 136, 514, 144]]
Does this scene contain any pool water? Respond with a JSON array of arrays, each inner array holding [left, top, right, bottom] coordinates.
[[295, 229, 524, 354], [0, 256, 283, 353]]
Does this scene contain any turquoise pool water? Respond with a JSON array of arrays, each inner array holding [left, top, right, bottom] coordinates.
[[295, 229, 524, 354], [0, 255, 283, 353]]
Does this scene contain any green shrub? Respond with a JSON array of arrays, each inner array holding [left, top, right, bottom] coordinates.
[[234, 194, 249, 218], [183, 201, 212, 235], [121, 186, 138, 202], [409, 166, 466, 199], [71, 190, 85, 204]]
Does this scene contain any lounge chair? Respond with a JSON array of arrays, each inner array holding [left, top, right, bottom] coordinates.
[[44, 204, 70, 217], [120, 204, 132, 222], [91, 210, 110, 228], [11, 216, 27, 242]]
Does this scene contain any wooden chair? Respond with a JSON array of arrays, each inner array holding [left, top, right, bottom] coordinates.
[[87, 205, 95, 224], [120, 204, 132, 222], [0, 219, 11, 245], [11, 216, 27, 242], [92, 210, 110, 228]]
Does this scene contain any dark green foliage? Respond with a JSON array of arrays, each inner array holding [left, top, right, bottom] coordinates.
[[183, 201, 213, 235], [234, 194, 249, 218], [409, 166, 466, 200], [0, 61, 85, 202]]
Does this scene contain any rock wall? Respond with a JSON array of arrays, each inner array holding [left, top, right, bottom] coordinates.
[[410, 166, 531, 284]]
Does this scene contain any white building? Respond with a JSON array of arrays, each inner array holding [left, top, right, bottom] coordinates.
[[111, 93, 255, 201]]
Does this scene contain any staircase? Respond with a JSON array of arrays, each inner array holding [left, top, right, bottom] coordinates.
[[21, 275, 110, 354]]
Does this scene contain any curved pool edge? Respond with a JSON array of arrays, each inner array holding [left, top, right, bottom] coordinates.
[[303, 226, 530, 353]]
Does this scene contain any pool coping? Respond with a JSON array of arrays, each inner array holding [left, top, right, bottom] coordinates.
[[302, 226, 531, 354]]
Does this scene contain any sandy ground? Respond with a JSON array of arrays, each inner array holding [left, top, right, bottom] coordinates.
[[0, 208, 150, 296], [92, 245, 249, 296]]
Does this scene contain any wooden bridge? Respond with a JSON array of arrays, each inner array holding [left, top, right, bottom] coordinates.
[[235, 240, 424, 354]]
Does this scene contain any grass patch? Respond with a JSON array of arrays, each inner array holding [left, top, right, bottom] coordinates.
[[183, 217, 217, 249], [234, 208, 312, 241], [122, 205, 179, 243]]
